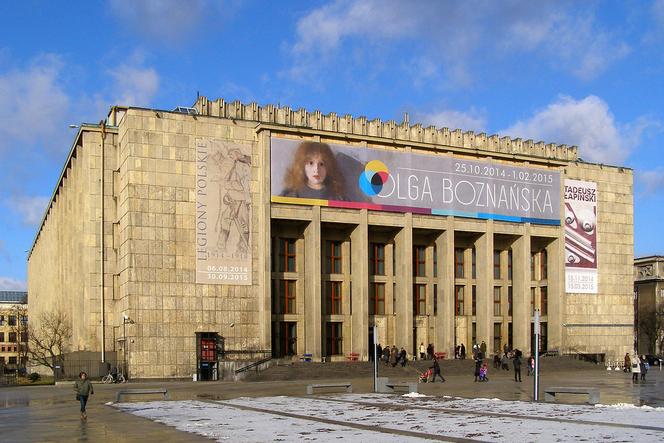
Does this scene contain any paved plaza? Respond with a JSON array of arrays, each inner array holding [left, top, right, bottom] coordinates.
[[0, 362, 662, 442]]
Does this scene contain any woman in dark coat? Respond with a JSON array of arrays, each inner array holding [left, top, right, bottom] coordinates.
[[474, 356, 482, 382]]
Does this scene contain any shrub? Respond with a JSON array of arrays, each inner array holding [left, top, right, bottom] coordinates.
[[28, 372, 41, 383]]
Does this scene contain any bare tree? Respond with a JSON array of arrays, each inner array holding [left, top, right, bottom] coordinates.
[[8, 305, 29, 370], [639, 301, 664, 355], [28, 309, 72, 374]]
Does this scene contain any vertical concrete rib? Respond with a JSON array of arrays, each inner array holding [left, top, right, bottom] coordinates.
[[351, 209, 369, 359], [437, 228, 455, 356], [395, 214, 413, 353], [512, 227, 531, 351], [304, 206, 322, 359], [475, 221, 494, 355]]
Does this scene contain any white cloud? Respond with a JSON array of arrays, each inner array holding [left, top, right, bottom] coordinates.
[[637, 168, 664, 195], [0, 277, 26, 291], [108, 0, 207, 42], [108, 63, 160, 107], [289, 1, 629, 84], [0, 54, 70, 154], [8, 196, 50, 226], [502, 96, 646, 164], [415, 108, 487, 133]]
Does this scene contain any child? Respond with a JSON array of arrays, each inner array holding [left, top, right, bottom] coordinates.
[[479, 362, 489, 382], [280, 141, 347, 200]]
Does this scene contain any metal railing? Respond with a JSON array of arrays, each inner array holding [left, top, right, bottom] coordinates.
[[234, 356, 273, 374]]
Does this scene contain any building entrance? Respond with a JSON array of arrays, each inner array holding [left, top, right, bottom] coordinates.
[[196, 332, 219, 381]]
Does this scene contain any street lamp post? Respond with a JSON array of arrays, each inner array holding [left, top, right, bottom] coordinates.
[[122, 315, 134, 380]]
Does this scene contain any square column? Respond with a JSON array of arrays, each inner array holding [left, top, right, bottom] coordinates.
[[512, 228, 531, 351], [351, 210, 369, 359], [304, 207, 322, 359], [395, 214, 413, 352], [475, 222, 494, 355], [436, 229, 455, 356], [547, 236, 564, 351]]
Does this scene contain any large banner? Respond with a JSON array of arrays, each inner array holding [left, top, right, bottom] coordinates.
[[270, 137, 560, 224], [564, 179, 598, 293], [195, 138, 252, 285]]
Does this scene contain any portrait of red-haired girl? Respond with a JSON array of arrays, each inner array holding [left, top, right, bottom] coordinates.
[[280, 141, 347, 200]]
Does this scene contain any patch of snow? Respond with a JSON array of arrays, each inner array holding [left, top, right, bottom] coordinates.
[[402, 392, 428, 398]]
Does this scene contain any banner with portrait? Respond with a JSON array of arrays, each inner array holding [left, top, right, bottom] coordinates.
[[270, 137, 561, 225], [564, 179, 598, 294], [195, 138, 252, 285]]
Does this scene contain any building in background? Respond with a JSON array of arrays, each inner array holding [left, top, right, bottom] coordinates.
[[634, 256, 664, 356], [27, 97, 635, 379], [0, 291, 28, 371]]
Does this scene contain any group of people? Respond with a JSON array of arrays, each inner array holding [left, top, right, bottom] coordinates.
[[454, 344, 467, 359], [623, 353, 650, 382], [418, 342, 437, 360], [375, 344, 408, 367], [473, 348, 527, 382]]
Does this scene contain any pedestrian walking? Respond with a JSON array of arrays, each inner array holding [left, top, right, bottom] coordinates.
[[375, 343, 382, 362], [430, 357, 445, 382], [501, 353, 510, 371], [390, 345, 398, 367], [640, 355, 648, 381], [400, 347, 408, 367], [474, 356, 482, 382], [630, 354, 641, 382], [480, 341, 487, 356], [623, 352, 631, 373], [513, 352, 522, 382], [460, 343, 466, 360], [74, 371, 94, 420], [419, 342, 426, 360]]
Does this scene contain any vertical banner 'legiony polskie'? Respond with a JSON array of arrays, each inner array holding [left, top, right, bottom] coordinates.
[[564, 179, 598, 294], [195, 138, 252, 285]]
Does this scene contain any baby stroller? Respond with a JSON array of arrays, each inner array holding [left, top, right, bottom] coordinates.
[[419, 368, 433, 383]]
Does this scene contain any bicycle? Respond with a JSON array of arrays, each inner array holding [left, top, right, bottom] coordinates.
[[101, 371, 126, 383]]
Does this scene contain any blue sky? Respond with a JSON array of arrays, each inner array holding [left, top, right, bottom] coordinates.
[[1, 0, 663, 290]]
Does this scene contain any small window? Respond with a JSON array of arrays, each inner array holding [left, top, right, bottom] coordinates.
[[370, 243, 386, 275], [326, 281, 342, 315], [433, 245, 438, 278], [472, 285, 477, 316], [413, 284, 426, 316], [508, 286, 513, 316], [531, 287, 536, 315], [507, 250, 513, 280], [455, 285, 464, 316], [541, 286, 548, 316], [455, 248, 465, 279], [493, 287, 501, 316], [494, 250, 501, 279], [369, 283, 385, 315], [541, 249, 548, 280], [433, 284, 438, 316], [413, 246, 426, 277], [8, 316, 16, 326], [278, 238, 296, 272], [325, 240, 342, 274], [0, 332, 4, 342], [472, 247, 477, 279], [9, 332, 17, 343], [530, 252, 537, 281], [277, 280, 296, 314]]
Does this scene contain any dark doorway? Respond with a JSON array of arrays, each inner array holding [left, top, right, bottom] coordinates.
[[196, 332, 219, 381]]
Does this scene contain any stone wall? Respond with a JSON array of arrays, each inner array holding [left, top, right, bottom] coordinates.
[[563, 162, 634, 360]]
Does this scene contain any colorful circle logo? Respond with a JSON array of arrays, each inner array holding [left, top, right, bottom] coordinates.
[[358, 160, 390, 196]]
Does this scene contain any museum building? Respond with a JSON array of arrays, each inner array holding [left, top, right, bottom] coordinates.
[[28, 97, 635, 379]]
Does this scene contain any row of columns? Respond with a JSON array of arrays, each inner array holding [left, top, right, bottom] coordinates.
[[282, 210, 561, 360]]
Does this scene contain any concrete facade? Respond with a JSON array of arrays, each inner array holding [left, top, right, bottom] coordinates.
[[634, 256, 664, 355], [28, 98, 635, 379]]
